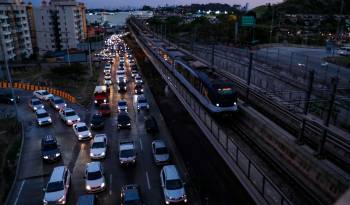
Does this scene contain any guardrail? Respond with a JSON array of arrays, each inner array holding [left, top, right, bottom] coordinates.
[[0, 81, 77, 103], [128, 19, 293, 205]]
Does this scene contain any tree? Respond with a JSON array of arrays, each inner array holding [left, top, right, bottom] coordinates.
[[142, 5, 152, 11]]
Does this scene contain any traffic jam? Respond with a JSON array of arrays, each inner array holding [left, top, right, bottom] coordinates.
[[28, 34, 189, 205]]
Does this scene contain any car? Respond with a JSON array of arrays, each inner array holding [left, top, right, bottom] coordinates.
[[136, 95, 149, 111], [41, 135, 61, 162], [43, 166, 71, 205], [104, 79, 112, 86], [119, 57, 125, 63], [160, 165, 187, 204], [98, 103, 111, 116], [134, 84, 143, 95], [119, 140, 136, 165], [117, 100, 127, 113], [59, 108, 80, 125], [90, 113, 104, 130], [118, 81, 127, 92], [117, 76, 126, 84], [117, 112, 131, 129], [135, 75, 143, 84], [73, 122, 92, 141], [33, 90, 54, 101], [145, 115, 159, 133], [119, 62, 124, 67], [36, 108, 52, 126], [121, 184, 144, 205], [29, 98, 44, 111], [76, 195, 97, 205], [118, 65, 125, 71], [0, 90, 20, 104], [152, 140, 170, 165], [116, 70, 126, 82], [49, 96, 67, 110], [104, 63, 112, 70], [84, 162, 106, 193], [131, 70, 138, 78], [90, 134, 107, 159]]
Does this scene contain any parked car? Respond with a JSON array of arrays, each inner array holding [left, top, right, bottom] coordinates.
[[36, 108, 52, 126], [59, 108, 80, 125], [90, 134, 107, 159], [33, 90, 54, 101], [121, 184, 144, 205], [152, 140, 170, 165], [41, 135, 61, 162], [84, 162, 106, 193], [160, 165, 187, 204], [49, 96, 67, 110], [0, 90, 20, 104], [90, 113, 104, 130], [29, 98, 44, 111], [72, 122, 92, 141], [119, 140, 136, 165], [117, 112, 131, 129], [43, 166, 71, 205], [145, 115, 158, 133]]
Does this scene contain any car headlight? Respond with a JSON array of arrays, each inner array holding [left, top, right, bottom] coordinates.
[[101, 182, 105, 187], [103, 99, 107, 103], [88, 132, 92, 136], [43, 156, 49, 159], [55, 153, 60, 157], [55, 105, 59, 108], [10, 98, 14, 101], [48, 118, 52, 122], [90, 152, 94, 157], [58, 195, 65, 203], [94, 100, 97, 103], [216, 103, 220, 107], [234, 102, 237, 106], [34, 107, 37, 110], [127, 123, 131, 126], [141, 89, 144, 92], [77, 118, 80, 121], [41, 105, 44, 109], [38, 121, 42, 125], [79, 134, 83, 138], [67, 120, 72, 123], [64, 103, 67, 107], [86, 185, 91, 190]]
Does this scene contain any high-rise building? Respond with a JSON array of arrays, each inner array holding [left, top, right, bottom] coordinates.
[[32, 0, 87, 55], [26, 2, 37, 54], [0, 0, 33, 61]]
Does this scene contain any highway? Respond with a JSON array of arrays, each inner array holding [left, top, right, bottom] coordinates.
[[6, 42, 197, 204]]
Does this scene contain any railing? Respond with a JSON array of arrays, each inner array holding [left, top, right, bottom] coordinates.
[[128, 19, 293, 205]]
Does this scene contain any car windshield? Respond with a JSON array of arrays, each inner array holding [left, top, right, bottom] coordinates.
[[87, 171, 102, 180], [92, 141, 105, 149], [42, 91, 49, 95], [155, 147, 168, 155], [166, 179, 183, 190], [66, 111, 76, 116], [118, 101, 126, 106], [55, 99, 64, 104], [120, 149, 134, 158], [138, 99, 147, 104], [92, 115, 102, 121], [32, 100, 41, 105], [77, 126, 88, 132], [42, 143, 57, 151], [46, 181, 64, 192], [37, 113, 49, 118]]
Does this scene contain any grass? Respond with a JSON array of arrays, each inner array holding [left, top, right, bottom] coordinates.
[[325, 56, 350, 68], [0, 118, 21, 204]]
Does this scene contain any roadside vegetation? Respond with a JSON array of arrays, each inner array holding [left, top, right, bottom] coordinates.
[[0, 117, 21, 204], [325, 56, 350, 69]]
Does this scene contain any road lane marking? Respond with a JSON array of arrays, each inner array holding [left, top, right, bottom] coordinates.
[[109, 174, 112, 195], [139, 137, 143, 152], [14, 180, 26, 205], [146, 171, 151, 190]]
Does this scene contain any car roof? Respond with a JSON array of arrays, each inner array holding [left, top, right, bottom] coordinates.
[[87, 162, 101, 172], [50, 166, 66, 182], [118, 100, 127, 103], [153, 140, 166, 148], [163, 165, 180, 180], [63, 108, 74, 112], [124, 186, 140, 201], [36, 108, 47, 114], [120, 141, 134, 150], [42, 135, 57, 143], [75, 122, 86, 127], [36, 90, 47, 93], [137, 95, 146, 100], [31, 98, 41, 102], [94, 134, 106, 142]]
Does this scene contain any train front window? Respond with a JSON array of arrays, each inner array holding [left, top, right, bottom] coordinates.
[[216, 86, 234, 96]]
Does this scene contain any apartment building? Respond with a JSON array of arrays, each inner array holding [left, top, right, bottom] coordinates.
[[0, 0, 32, 61], [32, 0, 87, 55]]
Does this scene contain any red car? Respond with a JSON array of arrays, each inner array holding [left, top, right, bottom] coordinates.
[[98, 103, 111, 116]]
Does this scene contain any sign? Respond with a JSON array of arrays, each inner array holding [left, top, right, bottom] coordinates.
[[241, 16, 256, 27]]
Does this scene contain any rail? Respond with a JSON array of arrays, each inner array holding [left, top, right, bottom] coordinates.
[[128, 19, 293, 205]]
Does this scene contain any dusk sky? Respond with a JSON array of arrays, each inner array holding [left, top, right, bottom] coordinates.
[[25, 0, 282, 9]]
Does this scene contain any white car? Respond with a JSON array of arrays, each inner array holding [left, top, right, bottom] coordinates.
[[152, 140, 170, 165], [135, 75, 143, 84], [160, 165, 187, 204], [29, 98, 44, 111], [117, 100, 127, 113], [84, 162, 106, 193], [43, 166, 71, 205], [119, 140, 136, 165], [33, 90, 54, 101], [73, 122, 92, 141], [59, 108, 80, 125], [136, 95, 149, 111], [36, 108, 52, 126], [116, 70, 126, 82], [90, 134, 107, 159]]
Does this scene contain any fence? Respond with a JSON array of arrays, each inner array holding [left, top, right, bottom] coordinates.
[[129, 19, 293, 205], [0, 81, 76, 103]]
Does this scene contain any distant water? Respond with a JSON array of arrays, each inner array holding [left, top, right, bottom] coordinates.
[[86, 11, 153, 26]]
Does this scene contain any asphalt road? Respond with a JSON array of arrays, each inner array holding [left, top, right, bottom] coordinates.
[[6, 52, 197, 204]]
